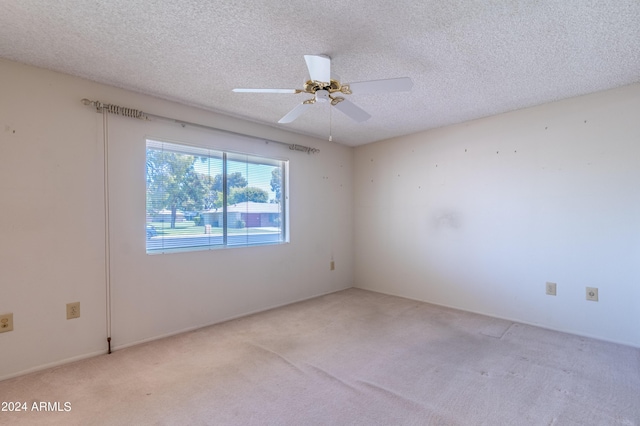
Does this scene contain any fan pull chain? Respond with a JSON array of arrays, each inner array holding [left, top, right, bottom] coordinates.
[[329, 104, 333, 142]]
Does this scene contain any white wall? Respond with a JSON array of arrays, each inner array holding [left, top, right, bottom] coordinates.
[[354, 84, 640, 347], [0, 59, 354, 380]]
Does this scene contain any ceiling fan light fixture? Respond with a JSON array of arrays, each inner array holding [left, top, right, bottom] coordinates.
[[315, 90, 330, 103]]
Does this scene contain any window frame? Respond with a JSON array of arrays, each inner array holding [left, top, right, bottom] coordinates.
[[145, 138, 289, 254]]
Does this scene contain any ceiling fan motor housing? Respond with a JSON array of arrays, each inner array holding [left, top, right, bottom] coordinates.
[[304, 79, 350, 95]]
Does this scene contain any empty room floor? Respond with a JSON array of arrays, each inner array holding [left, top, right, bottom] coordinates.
[[1, 288, 638, 425]]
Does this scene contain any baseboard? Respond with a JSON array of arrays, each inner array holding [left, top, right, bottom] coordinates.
[[0, 348, 107, 382], [112, 286, 353, 351], [1, 286, 353, 382], [355, 286, 640, 349]]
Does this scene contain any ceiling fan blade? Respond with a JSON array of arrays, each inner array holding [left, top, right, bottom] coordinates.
[[304, 54, 331, 82], [333, 99, 371, 122], [233, 88, 298, 93], [347, 77, 413, 94], [278, 103, 313, 123]]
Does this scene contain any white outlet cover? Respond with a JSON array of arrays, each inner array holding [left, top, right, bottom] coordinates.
[[0, 313, 13, 332], [546, 282, 557, 296], [586, 287, 599, 302], [67, 302, 81, 319]]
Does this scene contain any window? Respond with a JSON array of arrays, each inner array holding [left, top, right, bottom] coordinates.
[[146, 139, 287, 253]]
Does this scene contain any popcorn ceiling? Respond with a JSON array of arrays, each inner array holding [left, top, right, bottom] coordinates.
[[0, 0, 638, 146]]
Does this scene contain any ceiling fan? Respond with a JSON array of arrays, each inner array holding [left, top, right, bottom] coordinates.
[[233, 54, 413, 124]]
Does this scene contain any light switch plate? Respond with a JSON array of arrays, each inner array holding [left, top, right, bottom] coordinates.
[[586, 287, 598, 302]]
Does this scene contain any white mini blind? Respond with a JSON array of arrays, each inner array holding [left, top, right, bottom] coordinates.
[[146, 139, 287, 254]]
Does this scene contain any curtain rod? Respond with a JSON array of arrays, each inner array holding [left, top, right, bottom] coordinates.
[[80, 99, 320, 154]]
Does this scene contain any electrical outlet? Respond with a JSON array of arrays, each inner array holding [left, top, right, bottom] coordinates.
[[67, 302, 80, 319], [546, 282, 557, 296], [330, 260, 335, 271], [586, 287, 598, 302], [0, 313, 13, 333]]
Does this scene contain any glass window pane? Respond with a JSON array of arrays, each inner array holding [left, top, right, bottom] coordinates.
[[146, 139, 286, 253], [225, 155, 285, 246]]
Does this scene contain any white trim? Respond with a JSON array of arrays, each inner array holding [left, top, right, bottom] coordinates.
[[356, 287, 640, 349], [111, 287, 351, 351]]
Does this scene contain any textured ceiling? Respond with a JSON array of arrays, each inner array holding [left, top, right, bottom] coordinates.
[[1, 1, 639, 147]]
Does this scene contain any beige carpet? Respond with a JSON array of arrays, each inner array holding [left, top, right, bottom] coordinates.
[[1, 288, 638, 425]]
